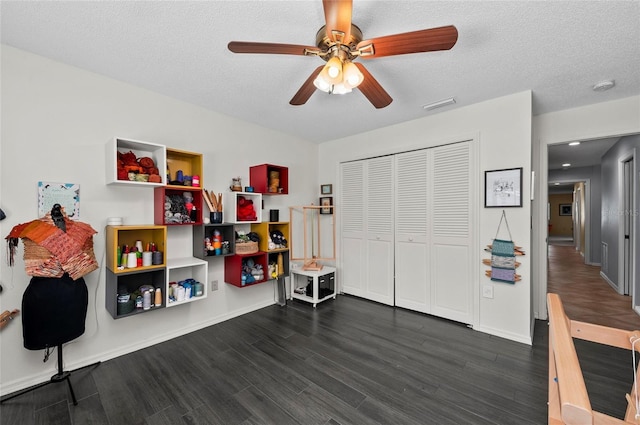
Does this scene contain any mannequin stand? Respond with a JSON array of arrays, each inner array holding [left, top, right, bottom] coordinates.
[[0, 345, 100, 405]]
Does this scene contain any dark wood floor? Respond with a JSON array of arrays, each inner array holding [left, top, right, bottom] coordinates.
[[1, 245, 636, 424]]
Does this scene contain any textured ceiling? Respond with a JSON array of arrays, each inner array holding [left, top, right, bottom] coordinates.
[[548, 137, 620, 171], [1, 1, 639, 143]]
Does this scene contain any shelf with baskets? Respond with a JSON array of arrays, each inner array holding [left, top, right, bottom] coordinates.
[[106, 137, 167, 186], [249, 164, 288, 194]]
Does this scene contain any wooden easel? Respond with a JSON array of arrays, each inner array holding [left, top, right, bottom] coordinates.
[[289, 205, 336, 271], [547, 293, 640, 424]]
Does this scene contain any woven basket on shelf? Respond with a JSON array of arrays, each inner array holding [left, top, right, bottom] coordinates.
[[235, 241, 258, 255]]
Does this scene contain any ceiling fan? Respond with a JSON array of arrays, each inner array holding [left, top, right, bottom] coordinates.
[[228, 0, 458, 109]]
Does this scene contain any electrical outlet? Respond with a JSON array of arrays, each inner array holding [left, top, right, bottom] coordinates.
[[482, 285, 494, 299], [211, 280, 219, 291]]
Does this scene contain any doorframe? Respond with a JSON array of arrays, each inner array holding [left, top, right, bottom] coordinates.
[[547, 178, 591, 264], [618, 150, 638, 305], [536, 134, 637, 321]]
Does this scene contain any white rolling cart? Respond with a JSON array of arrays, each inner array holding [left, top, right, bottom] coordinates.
[[290, 266, 336, 308]]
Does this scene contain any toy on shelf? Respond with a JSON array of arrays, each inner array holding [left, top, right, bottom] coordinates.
[[268, 230, 287, 250], [230, 177, 242, 192]]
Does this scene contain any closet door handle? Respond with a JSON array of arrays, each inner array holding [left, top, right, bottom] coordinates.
[[408, 237, 414, 242]]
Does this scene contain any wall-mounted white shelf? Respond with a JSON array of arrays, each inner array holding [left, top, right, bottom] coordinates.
[[106, 137, 167, 186], [166, 257, 208, 307], [223, 191, 262, 224]]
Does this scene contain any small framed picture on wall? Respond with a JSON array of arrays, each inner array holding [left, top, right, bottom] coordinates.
[[320, 184, 332, 195], [559, 204, 572, 216], [484, 167, 523, 208], [319, 197, 333, 214]]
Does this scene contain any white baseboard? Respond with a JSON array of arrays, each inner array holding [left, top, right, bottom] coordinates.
[[600, 271, 619, 293], [474, 324, 533, 346]]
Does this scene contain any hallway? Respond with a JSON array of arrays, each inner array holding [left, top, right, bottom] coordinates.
[[547, 242, 640, 330]]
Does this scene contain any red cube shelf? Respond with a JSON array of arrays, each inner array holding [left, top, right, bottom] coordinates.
[[224, 252, 268, 287], [154, 186, 203, 225], [249, 164, 288, 195]]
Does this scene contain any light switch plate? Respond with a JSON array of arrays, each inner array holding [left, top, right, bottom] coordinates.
[[482, 285, 494, 299]]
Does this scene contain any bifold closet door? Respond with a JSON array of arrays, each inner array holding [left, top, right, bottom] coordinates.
[[364, 156, 394, 305], [340, 161, 366, 298], [340, 157, 395, 305], [429, 142, 474, 324], [341, 141, 474, 322], [394, 150, 430, 313]]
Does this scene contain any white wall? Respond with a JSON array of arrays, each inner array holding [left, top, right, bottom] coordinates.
[[319, 91, 533, 344], [0, 45, 318, 394], [532, 96, 640, 320]]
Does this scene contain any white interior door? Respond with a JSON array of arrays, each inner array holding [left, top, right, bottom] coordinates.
[[340, 161, 366, 297], [365, 156, 395, 305], [429, 142, 474, 324], [395, 150, 430, 313], [340, 141, 475, 324]]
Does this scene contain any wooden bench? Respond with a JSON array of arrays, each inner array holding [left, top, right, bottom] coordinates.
[[548, 293, 640, 424]]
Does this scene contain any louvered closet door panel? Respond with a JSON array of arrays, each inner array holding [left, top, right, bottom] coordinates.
[[395, 150, 430, 312], [365, 156, 395, 306], [341, 161, 366, 297], [430, 142, 474, 324]]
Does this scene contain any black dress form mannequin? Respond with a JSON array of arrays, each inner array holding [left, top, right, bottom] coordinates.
[[1, 204, 97, 405], [22, 274, 88, 350]]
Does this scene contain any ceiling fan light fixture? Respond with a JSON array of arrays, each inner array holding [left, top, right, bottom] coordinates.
[[331, 83, 352, 95], [320, 56, 343, 84], [313, 75, 332, 92], [342, 61, 364, 89]]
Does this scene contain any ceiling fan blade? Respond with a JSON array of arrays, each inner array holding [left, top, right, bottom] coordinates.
[[290, 66, 324, 106], [323, 0, 352, 42], [354, 63, 392, 109], [356, 25, 458, 58], [228, 41, 320, 56]]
